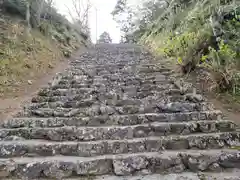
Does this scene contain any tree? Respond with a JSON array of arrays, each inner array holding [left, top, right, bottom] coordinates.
[[111, 0, 136, 34], [97, 32, 112, 43], [112, 0, 171, 42], [66, 0, 91, 35]]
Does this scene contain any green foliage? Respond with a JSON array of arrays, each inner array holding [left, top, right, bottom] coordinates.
[[98, 31, 112, 44], [204, 40, 240, 94], [2, 0, 27, 18]]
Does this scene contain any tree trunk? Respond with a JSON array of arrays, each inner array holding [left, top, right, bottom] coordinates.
[[37, 0, 44, 26], [25, 2, 31, 35]]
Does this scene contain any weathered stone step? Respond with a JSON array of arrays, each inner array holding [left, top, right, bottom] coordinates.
[[37, 85, 173, 97], [70, 65, 171, 74], [6, 173, 240, 180], [69, 63, 169, 69], [37, 88, 96, 97], [0, 120, 235, 141], [84, 172, 240, 180], [28, 96, 201, 109], [8, 111, 222, 128], [30, 94, 187, 105], [62, 70, 173, 78], [54, 79, 172, 88], [0, 132, 238, 158], [28, 100, 96, 109], [0, 149, 239, 179], [23, 102, 212, 117], [31, 94, 94, 103], [48, 83, 172, 91]]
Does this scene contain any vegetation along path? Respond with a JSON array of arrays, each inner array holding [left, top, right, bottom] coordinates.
[[0, 43, 240, 179]]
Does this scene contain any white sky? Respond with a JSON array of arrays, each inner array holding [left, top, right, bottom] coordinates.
[[54, 0, 122, 43]]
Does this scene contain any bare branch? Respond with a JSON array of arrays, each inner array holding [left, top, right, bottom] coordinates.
[[65, 0, 91, 34]]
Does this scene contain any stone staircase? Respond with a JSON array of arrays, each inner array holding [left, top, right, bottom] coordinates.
[[0, 44, 240, 179]]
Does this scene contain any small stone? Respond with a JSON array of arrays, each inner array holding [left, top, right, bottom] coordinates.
[[113, 156, 148, 175], [48, 63, 54, 69], [209, 163, 223, 172], [0, 160, 16, 178], [219, 151, 240, 168], [186, 93, 204, 103], [27, 80, 33, 85], [44, 162, 74, 178]]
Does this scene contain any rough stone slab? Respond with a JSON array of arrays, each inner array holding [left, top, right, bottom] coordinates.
[[20, 173, 239, 180], [35, 85, 173, 99], [28, 95, 202, 109], [29, 100, 97, 109], [0, 150, 239, 179], [22, 102, 213, 118], [0, 132, 239, 158], [95, 172, 240, 180], [60, 70, 173, 79], [70, 63, 170, 69], [31, 94, 95, 103], [0, 120, 235, 141], [30, 93, 185, 104], [37, 88, 96, 97], [54, 79, 172, 87], [5, 111, 223, 128]]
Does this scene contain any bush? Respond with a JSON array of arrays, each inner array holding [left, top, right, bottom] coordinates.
[[2, 0, 27, 18], [162, 26, 212, 73]]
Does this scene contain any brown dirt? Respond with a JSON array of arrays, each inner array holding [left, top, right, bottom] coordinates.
[[0, 48, 86, 121], [186, 68, 240, 127]]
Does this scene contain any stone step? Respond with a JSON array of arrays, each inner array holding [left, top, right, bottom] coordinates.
[[33, 88, 180, 102], [47, 82, 175, 92], [0, 132, 238, 158], [61, 71, 171, 78], [85, 172, 240, 180], [53, 80, 172, 89], [69, 63, 168, 69], [5, 173, 240, 180], [69, 63, 167, 68], [31, 94, 94, 103], [62, 70, 173, 78], [22, 102, 213, 117], [37, 85, 173, 97], [69, 65, 170, 74], [37, 88, 96, 97], [50, 83, 94, 89], [7, 111, 223, 128], [30, 95, 187, 106], [31, 93, 191, 106], [28, 96, 201, 109], [0, 120, 235, 141], [0, 149, 239, 179], [57, 74, 171, 83]]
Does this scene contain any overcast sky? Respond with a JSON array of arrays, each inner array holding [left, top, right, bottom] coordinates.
[[54, 0, 122, 43]]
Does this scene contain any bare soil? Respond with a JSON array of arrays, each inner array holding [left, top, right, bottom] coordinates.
[[185, 67, 240, 126]]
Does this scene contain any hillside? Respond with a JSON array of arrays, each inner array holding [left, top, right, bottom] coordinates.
[[0, 0, 90, 98], [113, 0, 240, 110]]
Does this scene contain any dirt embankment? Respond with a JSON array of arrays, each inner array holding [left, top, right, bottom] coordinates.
[[0, 49, 87, 121]]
